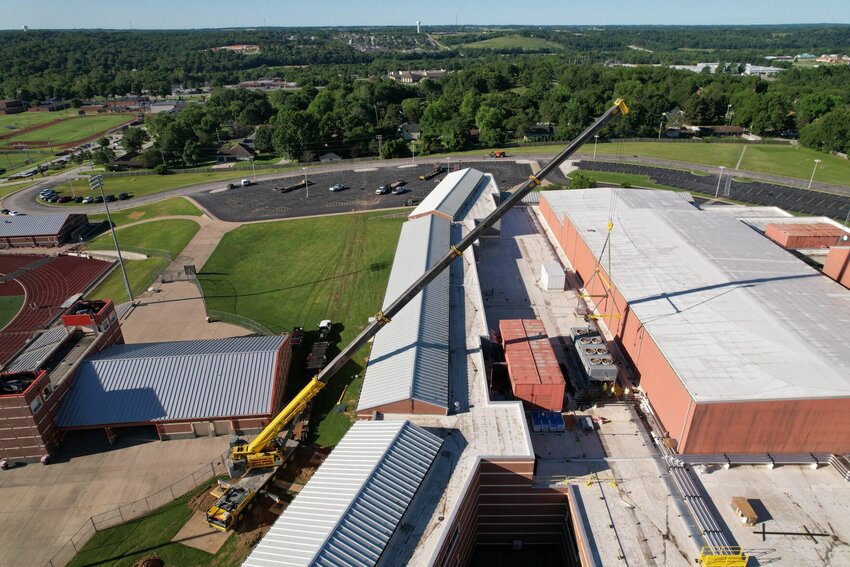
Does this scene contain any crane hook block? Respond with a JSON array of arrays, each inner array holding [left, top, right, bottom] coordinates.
[[614, 99, 630, 115]]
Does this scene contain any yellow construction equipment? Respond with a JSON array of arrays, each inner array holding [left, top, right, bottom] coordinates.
[[698, 546, 748, 567]]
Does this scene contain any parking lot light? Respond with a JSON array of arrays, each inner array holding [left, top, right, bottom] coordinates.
[[808, 159, 821, 189], [715, 165, 726, 198], [89, 175, 134, 304], [303, 167, 308, 198]]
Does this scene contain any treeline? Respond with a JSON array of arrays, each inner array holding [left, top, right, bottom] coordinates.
[[140, 59, 850, 169]]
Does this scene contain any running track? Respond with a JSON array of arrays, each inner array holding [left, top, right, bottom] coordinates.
[[0, 254, 113, 366]]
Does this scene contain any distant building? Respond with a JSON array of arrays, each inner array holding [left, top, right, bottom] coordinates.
[[744, 63, 784, 77], [147, 100, 186, 115], [216, 141, 257, 163], [0, 214, 89, 248], [319, 152, 342, 163], [234, 78, 298, 91], [210, 44, 260, 54], [0, 99, 24, 115], [522, 122, 554, 142], [796, 53, 817, 60], [400, 122, 421, 141], [387, 69, 449, 84]]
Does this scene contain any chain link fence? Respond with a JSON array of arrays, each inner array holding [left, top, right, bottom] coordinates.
[[46, 457, 227, 567]]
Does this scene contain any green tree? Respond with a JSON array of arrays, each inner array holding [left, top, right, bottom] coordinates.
[[253, 126, 275, 153], [120, 127, 148, 153], [800, 108, 850, 154], [182, 139, 201, 166], [569, 172, 597, 189], [401, 98, 423, 123], [97, 137, 110, 149], [92, 147, 115, 165], [476, 105, 508, 147]]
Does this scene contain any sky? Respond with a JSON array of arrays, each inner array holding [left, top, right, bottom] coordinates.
[[3, 0, 850, 29]]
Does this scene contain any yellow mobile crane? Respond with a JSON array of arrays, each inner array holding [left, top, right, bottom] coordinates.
[[206, 99, 630, 532]]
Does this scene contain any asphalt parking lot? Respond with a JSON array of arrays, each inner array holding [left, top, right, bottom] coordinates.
[[193, 161, 533, 222], [579, 161, 850, 219]]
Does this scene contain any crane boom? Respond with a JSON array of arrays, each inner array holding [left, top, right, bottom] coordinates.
[[231, 99, 629, 470]]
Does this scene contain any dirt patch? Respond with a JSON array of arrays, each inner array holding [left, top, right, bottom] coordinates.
[[188, 486, 217, 513], [128, 211, 146, 220], [131, 554, 163, 567]]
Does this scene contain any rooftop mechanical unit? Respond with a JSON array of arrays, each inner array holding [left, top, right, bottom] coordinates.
[[571, 327, 618, 382]]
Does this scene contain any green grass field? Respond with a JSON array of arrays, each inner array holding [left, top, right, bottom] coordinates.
[[67, 481, 244, 567], [568, 170, 683, 192], [4, 114, 132, 145], [1, 149, 55, 175], [0, 180, 36, 198], [462, 34, 563, 51], [88, 197, 202, 226], [448, 141, 850, 186], [0, 295, 24, 331], [87, 219, 200, 257], [0, 109, 78, 131], [87, 258, 169, 304], [199, 211, 405, 446]]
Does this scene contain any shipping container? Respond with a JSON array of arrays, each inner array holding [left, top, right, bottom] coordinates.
[[499, 319, 565, 412]]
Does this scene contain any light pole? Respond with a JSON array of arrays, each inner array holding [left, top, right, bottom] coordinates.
[[250, 156, 257, 183], [376, 134, 383, 158], [808, 159, 821, 189], [411, 141, 416, 166], [727, 104, 733, 126], [90, 175, 134, 304], [658, 114, 666, 140], [715, 165, 726, 198], [593, 134, 599, 159], [302, 167, 308, 198], [446, 156, 451, 172]]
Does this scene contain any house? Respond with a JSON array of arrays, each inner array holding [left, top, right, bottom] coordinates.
[[319, 152, 342, 163], [701, 125, 747, 137], [79, 104, 107, 115], [387, 69, 449, 84], [400, 122, 421, 141], [522, 123, 554, 142], [0, 99, 24, 115], [744, 64, 784, 77], [216, 141, 257, 163]]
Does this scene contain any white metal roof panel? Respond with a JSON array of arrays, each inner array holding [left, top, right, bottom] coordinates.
[[543, 189, 850, 403], [4, 326, 71, 372], [55, 335, 286, 426], [0, 214, 75, 237], [357, 215, 451, 411], [243, 420, 443, 567], [409, 168, 486, 220]]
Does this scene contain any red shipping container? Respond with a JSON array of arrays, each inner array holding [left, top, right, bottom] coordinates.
[[765, 223, 845, 249], [500, 319, 565, 412]]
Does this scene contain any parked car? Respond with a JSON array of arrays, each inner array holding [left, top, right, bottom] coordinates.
[[225, 183, 235, 190], [291, 326, 304, 347], [8, 211, 23, 216], [82, 196, 94, 204], [74, 196, 84, 203], [240, 179, 252, 187], [93, 195, 104, 204], [393, 186, 408, 195], [329, 183, 348, 192], [118, 192, 129, 200], [405, 198, 421, 206], [47, 196, 59, 203], [0, 209, 9, 215], [105, 194, 116, 202], [57, 196, 72, 203], [375, 184, 391, 195]]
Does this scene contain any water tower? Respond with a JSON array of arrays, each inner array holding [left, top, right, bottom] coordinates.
[[416, 21, 421, 34]]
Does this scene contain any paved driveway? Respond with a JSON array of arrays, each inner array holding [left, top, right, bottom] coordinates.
[[0, 430, 231, 567]]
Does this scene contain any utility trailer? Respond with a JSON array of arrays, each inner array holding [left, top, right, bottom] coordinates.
[[306, 319, 333, 371], [419, 165, 445, 181]]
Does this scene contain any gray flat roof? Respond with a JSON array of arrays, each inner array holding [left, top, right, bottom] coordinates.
[[4, 326, 71, 373], [409, 168, 486, 220], [243, 420, 443, 567], [543, 188, 850, 403], [357, 215, 451, 411], [0, 214, 76, 238], [55, 335, 287, 427]]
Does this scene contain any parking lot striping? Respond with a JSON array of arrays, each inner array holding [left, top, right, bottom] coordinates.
[[353, 168, 378, 172]]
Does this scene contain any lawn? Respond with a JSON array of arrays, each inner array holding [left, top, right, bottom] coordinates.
[[50, 170, 260, 205], [0, 180, 36, 198], [0, 295, 24, 331], [446, 141, 850, 185], [86, 219, 200, 258], [199, 211, 405, 446], [88, 197, 202, 227], [0, 109, 78, 131], [4, 114, 133, 145], [67, 481, 244, 567], [568, 170, 683, 192], [0, 149, 55, 175], [462, 34, 563, 51], [86, 257, 168, 304]]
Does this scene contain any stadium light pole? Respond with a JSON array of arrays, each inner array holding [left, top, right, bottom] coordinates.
[[411, 142, 416, 166], [90, 175, 134, 304], [715, 165, 726, 198], [593, 134, 599, 159], [808, 159, 821, 189], [250, 156, 257, 183]]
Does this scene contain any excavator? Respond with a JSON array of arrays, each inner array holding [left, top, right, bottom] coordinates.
[[205, 99, 629, 532]]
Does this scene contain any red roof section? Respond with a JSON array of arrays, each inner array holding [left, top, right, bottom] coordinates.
[[500, 319, 563, 386]]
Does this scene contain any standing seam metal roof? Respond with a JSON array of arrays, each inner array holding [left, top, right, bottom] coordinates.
[[54, 336, 286, 427], [0, 214, 76, 238], [357, 215, 451, 411], [243, 420, 443, 567], [4, 326, 71, 373], [409, 168, 486, 220]]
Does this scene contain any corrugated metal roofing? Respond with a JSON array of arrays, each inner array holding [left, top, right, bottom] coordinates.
[[4, 326, 71, 373], [0, 214, 74, 238], [409, 168, 486, 220], [243, 420, 443, 567], [55, 336, 286, 427], [542, 188, 850, 403], [357, 215, 450, 412]]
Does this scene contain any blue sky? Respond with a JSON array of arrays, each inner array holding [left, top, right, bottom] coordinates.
[[4, 0, 850, 29]]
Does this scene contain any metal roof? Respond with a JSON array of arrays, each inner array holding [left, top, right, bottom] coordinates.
[[542, 188, 850, 403], [357, 215, 450, 412], [0, 214, 76, 238], [409, 168, 486, 220], [243, 420, 443, 567], [4, 326, 71, 373], [55, 336, 286, 427]]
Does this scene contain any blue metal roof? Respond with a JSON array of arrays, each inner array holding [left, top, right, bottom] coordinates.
[[243, 420, 443, 567], [55, 336, 286, 427], [357, 215, 450, 412]]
